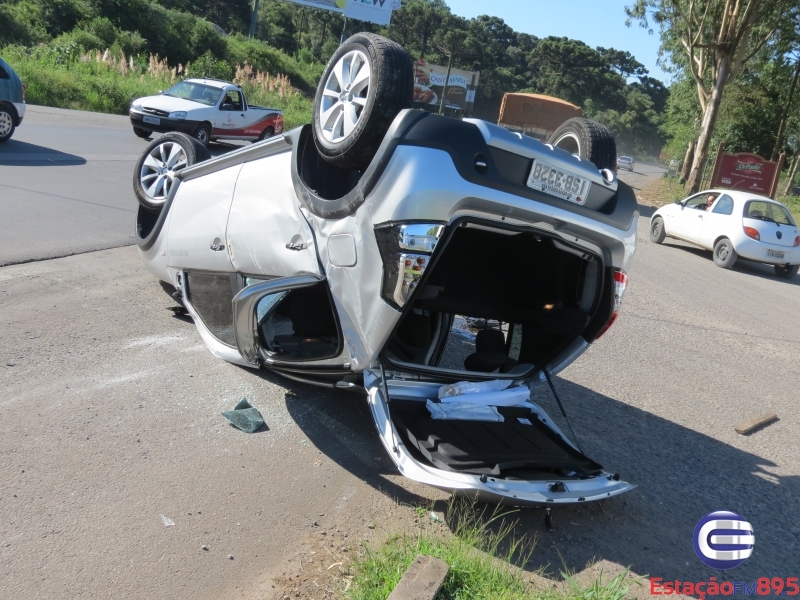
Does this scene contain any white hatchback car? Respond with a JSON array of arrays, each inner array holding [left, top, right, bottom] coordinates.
[[650, 189, 800, 278]]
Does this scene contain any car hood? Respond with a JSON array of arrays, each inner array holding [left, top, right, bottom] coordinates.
[[133, 95, 209, 113]]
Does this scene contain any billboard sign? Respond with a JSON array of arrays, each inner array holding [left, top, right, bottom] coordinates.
[[283, 0, 399, 26], [413, 60, 480, 111], [710, 150, 783, 198]]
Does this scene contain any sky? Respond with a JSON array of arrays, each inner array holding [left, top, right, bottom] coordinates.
[[444, 0, 673, 84]]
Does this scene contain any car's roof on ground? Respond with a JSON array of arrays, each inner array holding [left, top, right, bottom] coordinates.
[[184, 78, 236, 89]]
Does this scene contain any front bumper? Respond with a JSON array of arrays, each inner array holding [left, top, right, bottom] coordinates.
[[735, 237, 799, 265], [130, 110, 200, 136]]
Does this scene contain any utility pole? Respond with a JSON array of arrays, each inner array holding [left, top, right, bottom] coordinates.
[[438, 50, 452, 116], [249, 0, 260, 38], [340, 15, 348, 44]]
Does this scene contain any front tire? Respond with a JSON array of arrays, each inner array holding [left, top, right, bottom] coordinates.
[[194, 123, 211, 147], [650, 217, 666, 244], [0, 108, 16, 143], [548, 117, 617, 171], [713, 238, 738, 269], [133, 132, 211, 213], [774, 264, 799, 279], [312, 32, 413, 171], [133, 126, 152, 139]]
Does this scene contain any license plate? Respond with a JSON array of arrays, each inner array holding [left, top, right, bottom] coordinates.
[[526, 159, 591, 205], [766, 249, 785, 259], [143, 115, 160, 125]]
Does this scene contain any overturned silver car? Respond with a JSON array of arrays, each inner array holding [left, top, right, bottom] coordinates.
[[133, 33, 638, 505]]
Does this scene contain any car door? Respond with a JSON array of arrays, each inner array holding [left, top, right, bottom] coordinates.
[[670, 193, 709, 242], [698, 194, 734, 249], [214, 90, 247, 139]]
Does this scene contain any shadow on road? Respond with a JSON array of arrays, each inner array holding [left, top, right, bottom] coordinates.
[[638, 204, 656, 218], [0, 139, 87, 165], [659, 241, 800, 286], [474, 377, 798, 581], [241, 361, 798, 580]]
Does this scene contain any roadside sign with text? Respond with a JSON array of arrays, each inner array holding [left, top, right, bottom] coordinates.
[[413, 60, 480, 111], [710, 150, 783, 198], [283, 0, 398, 26]]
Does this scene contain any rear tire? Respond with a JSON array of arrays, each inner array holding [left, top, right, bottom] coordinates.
[[256, 126, 275, 142], [312, 32, 413, 171], [133, 126, 152, 139], [713, 237, 738, 269], [194, 123, 211, 147], [548, 117, 617, 171], [774, 264, 799, 279], [0, 107, 16, 143], [650, 217, 666, 244], [133, 132, 211, 213]]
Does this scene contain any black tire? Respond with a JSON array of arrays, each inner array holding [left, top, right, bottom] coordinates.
[[548, 117, 617, 171], [312, 32, 413, 171], [774, 264, 799, 279], [713, 237, 738, 269], [0, 107, 16, 143], [133, 132, 211, 213], [256, 126, 275, 142], [194, 122, 211, 147], [133, 126, 152, 139], [650, 216, 666, 244]]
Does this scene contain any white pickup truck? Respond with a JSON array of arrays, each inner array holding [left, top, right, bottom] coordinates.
[[129, 78, 283, 146]]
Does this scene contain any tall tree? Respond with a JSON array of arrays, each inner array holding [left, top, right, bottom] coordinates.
[[627, 0, 791, 193]]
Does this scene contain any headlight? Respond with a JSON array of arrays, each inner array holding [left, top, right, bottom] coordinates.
[[130, 100, 142, 111], [169, 111, 187, 120], [375, 223, 444, 309]]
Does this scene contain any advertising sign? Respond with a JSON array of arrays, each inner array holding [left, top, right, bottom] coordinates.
[[283, 0, 399, 26], [709, 148, 783, 198], [413, 60, 480, 111]]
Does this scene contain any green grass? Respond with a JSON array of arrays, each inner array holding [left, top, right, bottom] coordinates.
[[3, 45, 313, 130], [348, 498, 639, 600]]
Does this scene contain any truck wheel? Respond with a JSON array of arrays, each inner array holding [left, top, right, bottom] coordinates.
[[0, 108, 15, 143], [312, 32, 413, 171], [133, 126, 152, 139], [256, 126, 274, 142], [194, 123, 211, 147], [133, 132, 211, 213], [548, 117, 617, 171]]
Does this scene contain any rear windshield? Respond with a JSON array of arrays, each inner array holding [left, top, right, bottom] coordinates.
[[619, 156, 632, 161], [162, 81, 222, 106], [744, 200, 796, 226]]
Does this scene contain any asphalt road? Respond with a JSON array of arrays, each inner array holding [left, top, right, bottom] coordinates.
[[1, 111, 799, 599], [0, 106, 244, 267]]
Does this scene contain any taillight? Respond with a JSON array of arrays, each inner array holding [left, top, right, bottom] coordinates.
[[596, 269, 627, 339], [375, 223, 443, 309], [794, 236, 800, 247], [744, 226, 760, 241]]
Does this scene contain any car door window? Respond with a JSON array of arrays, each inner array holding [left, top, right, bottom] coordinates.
[[220, 91, 243, 111], [0, 64, 9, 79], [712, 194, 734, 215], [684, 194, 709, 209]]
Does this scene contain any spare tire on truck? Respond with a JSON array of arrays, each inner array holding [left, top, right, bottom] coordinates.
[[548, 117, 617, 172], [133, 132, 211, 213], [312, 32, 413, 171]]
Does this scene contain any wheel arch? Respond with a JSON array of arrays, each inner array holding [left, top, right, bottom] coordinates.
[[0, 100, 19, 125]]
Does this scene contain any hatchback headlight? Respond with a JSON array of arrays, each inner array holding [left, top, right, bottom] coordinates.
[[169, 111, 187, 120], [130, 100, 142, 111]]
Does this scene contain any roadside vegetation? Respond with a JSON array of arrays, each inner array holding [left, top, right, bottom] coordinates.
[[347, 499, 638, 600]]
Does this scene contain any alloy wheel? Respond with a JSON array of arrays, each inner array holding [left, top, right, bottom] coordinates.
[[139, 141, 188, 204], [318, 50, 371, 143]]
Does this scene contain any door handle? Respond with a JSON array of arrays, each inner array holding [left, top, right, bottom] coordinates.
[[210, 237, 225, 251], [286, 234, 308, 251]]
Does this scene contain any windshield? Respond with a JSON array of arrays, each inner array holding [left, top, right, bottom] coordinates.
[[744, 200, 796, 226], [162, 81, 222, 106]]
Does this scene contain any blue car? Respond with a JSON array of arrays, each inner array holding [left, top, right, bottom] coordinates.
[[0, 56, 25, 143]]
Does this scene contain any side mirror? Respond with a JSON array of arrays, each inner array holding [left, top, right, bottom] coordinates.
[[675, 198, 684, 205], [158, 89, 163, 94]]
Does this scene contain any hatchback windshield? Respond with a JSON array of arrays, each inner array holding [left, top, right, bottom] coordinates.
[[744, 200, 796, 226], [162, 81, 222, 106]]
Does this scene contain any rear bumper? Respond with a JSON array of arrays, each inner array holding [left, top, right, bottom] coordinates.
[[13, 102, 25, 124], [130, 110, 200, 136], [735, 238, 799, 265]]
